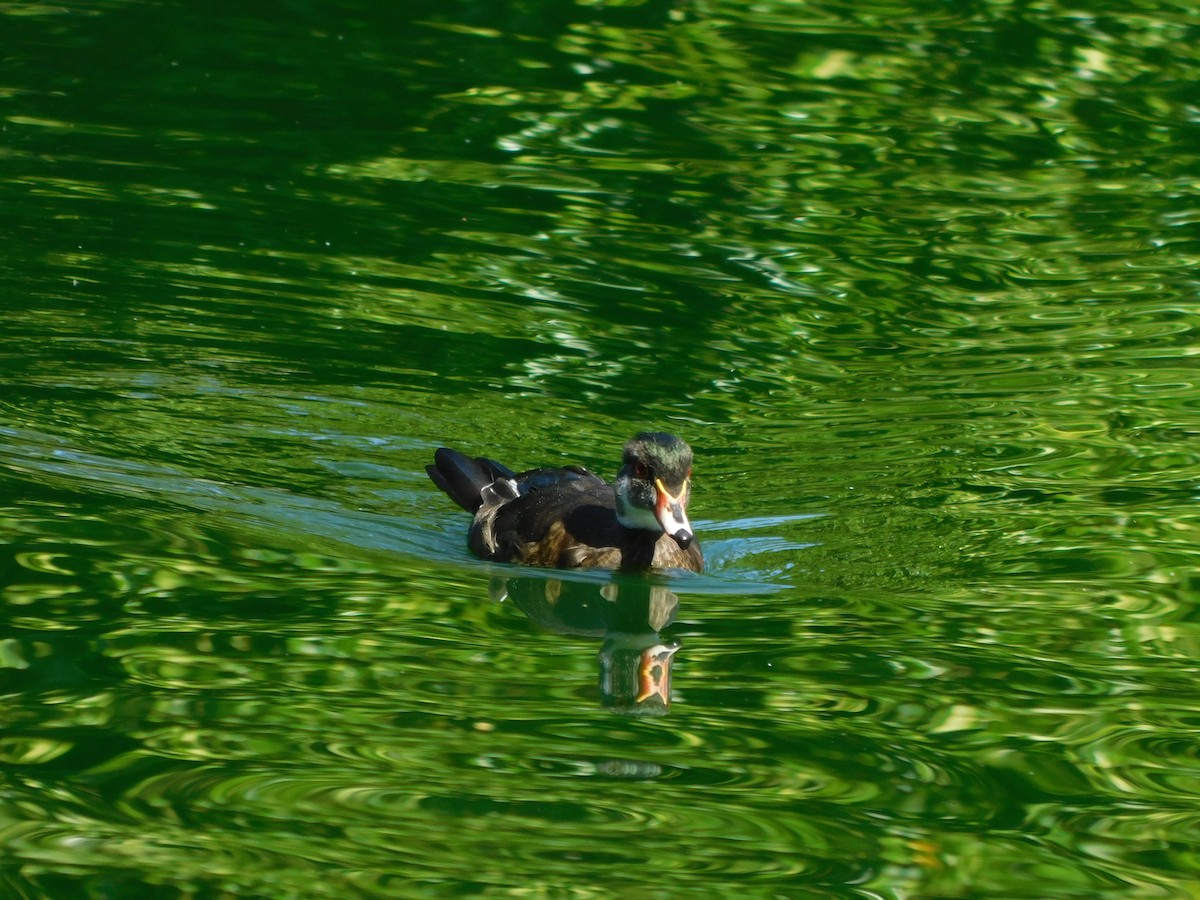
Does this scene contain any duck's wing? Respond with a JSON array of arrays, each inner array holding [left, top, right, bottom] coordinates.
[[473, 472, 617, 566], [511, 465, 604, 493]]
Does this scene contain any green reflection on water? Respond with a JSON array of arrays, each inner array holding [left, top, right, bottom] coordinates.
[[2, 0, 1200, 896]]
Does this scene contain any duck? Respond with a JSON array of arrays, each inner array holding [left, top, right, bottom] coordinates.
[[426, 432, 703, 572]]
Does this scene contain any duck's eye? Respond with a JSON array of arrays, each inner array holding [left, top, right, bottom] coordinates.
[[687, 467, 693, 480], [634, 461, 648, 479]]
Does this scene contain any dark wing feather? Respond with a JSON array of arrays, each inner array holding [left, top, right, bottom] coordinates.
[[427, 448, 517, 513], [485, 477, 613, 562]]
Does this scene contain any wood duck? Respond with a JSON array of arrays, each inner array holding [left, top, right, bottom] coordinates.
[[427, 432, 703, 572]]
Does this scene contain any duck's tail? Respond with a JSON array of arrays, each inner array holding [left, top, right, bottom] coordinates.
[[426, 448, 516, 513]]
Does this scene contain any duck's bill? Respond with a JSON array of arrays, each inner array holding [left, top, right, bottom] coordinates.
[[654, 478, 695, 549]]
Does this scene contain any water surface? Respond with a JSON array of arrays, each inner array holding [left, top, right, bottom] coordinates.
[[3, 0, 1199, 896]]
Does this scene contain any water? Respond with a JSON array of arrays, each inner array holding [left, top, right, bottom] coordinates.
[[3, 0, 1200, 896]]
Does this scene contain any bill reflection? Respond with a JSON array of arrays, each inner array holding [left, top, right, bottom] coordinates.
[[488, 576, 681, 716]]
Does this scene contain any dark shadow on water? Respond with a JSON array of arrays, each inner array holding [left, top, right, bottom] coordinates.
[[489, 573, 682, 716]]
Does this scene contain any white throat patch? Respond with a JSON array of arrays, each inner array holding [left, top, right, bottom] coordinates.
[[616, 483, 662, 531]]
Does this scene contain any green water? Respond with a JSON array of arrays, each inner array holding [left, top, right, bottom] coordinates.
[[3, 0, 1199, 896]]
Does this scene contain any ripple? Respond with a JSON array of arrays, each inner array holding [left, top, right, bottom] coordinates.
[[1076, 724, 1200, 800], [5, 0, 1200, 895]]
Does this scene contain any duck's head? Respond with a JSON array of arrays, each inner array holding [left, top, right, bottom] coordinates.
[[615, 432, 695, 549]]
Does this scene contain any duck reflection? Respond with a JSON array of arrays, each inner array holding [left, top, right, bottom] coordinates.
[[488, 575, 681, 716]]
